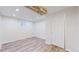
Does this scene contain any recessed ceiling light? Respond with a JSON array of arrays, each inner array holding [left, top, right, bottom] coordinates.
[[16, 9, 20, 11]]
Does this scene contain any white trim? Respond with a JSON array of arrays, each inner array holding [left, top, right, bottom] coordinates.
[[65, 48, 71, 52], [45, 41, 52, 44]]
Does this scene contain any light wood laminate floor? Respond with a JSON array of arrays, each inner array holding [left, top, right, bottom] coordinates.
[[0, 37, 66, 52]]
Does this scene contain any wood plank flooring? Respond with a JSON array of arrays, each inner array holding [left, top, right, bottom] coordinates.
[[0, 37, 66, 52]]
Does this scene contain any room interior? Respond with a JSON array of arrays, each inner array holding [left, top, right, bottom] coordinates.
[[0, 6, 79, 52]]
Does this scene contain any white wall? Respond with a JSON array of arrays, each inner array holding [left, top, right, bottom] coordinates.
[[34, 11, 65, 48], [0, 16, 3, 49], [1, 7, 79, 52], [34, 19, 53, 44], [51, 12, 65, 48], [34, 7, 79, 51], [0, 16, 34, 44], [34, 20, 47, 39], [65, 7, 79, 51]]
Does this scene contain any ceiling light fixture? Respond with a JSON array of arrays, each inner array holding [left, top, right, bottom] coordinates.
[[16, 9, 20, 12]]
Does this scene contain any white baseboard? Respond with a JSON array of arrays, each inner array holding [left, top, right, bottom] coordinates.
[[45, 41, 52, 45], [2, 36, 33, 44], [65, 49, 71, 52]]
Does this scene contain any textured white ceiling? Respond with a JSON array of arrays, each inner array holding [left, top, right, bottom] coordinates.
[[0, 6, 69, 22], [45, 6, 69, 15]]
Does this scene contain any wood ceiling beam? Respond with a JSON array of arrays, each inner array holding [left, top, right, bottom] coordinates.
[[25, 6, 47, 15]]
